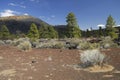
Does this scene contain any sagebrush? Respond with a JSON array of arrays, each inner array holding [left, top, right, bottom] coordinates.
[[80, 49, 106, 67], [17, 41, 32, 51]]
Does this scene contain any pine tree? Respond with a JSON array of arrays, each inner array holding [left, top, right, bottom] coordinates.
[[86, 29, 90, 37], [99, 27, 104, 37], [105, 15, 118, 39], [28, 23, 39, 40], [66, 12, 81, 38], [39, 23, 58, 38], [0, 25, 10, 39]]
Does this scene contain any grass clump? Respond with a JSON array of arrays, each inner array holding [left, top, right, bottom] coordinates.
[[17, 41, 32, 51]]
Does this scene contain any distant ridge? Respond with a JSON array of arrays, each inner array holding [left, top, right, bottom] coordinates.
[[0, 15, 67, 37], [0, 15, 50, 34], [0, 15, 49, 25], [0, 15, 33, 20]]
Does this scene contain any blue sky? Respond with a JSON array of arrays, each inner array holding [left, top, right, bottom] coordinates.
[[0, 0, 120, 30]]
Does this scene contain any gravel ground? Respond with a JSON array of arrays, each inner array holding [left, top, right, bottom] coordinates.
[[0, 46, 120, 80]]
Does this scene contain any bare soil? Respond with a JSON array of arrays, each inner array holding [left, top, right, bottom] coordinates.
[[0, 46, 120, 80]]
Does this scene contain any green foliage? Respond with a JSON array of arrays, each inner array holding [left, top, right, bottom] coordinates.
[[27, 23, 39, 41], [39, 23, 58, 39], [109, 30, 118, 39], [99, 27, 104, 37], [106, 15, 115, 28], [0, 25, 10, 39], [105, 15, 118, 39], [86, 29, 91, 37], [66, 12, 81, 38]]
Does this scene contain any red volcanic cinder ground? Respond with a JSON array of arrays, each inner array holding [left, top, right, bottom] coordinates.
[[0, 46, 120, 80]]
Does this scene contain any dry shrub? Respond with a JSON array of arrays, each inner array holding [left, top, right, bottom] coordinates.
[[35, 39, 65, 49], [0, 40, 5, 45], [77, 41, 100, 50], [12, 37, 30, 46], [5, 40, 13, 45], [17, 41, 32, 51], [80, 49, 106, 68], [100, 36, 118, 49]]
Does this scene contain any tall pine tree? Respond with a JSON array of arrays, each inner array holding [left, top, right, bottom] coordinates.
[[99, 27, 104, 37], [86, 29, 90, 37], [0, 25, 10, 39], [105, 15, 118, 39], [66, 12, 81, 38], [39, 23, 58, 38], [28, 23, 39, 40]]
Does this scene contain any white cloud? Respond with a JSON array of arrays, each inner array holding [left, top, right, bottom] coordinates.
[[8, 3, 16, 6], [117, 25, 120, 26], [88, 28, 92, 31], [0, 10, 18, 17], [30, 0, 44, 3], [8, 3, 26, 9], [24, 13, 29, 16], [39, 15, 56, 21], [97, 24, 105, 28], [0, 9, 29, 17], [51, 15, 55, 18], [30, 0, 39, 2]]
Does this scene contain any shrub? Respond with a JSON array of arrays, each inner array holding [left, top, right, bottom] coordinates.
[[36, 43, 52, 48], [65, 42, 78, 49], [77, 41, 100, 50], [64, 38, 82, 49], [80, 49, 106, 68], [100, 36, 118, 49], [17, 41, 32, 51], [12, 37, 30, 46], [52, 42, 65, 49], [35, 39, 54, 49], [4, 40, 13, 45], [31, 41, 38, 48], [35, 39, 65, 49], [0, 40, 5, 45]]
